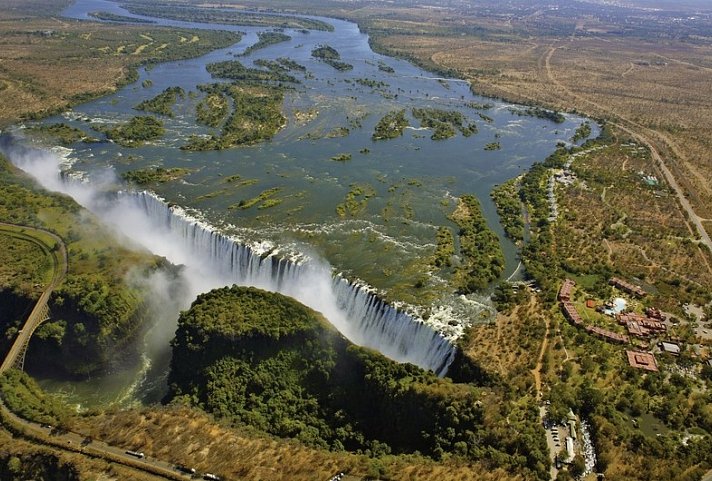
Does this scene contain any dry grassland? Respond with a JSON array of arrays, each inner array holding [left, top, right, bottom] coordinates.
[[75, 406, 523, 481], [376, 32, 712, 224]]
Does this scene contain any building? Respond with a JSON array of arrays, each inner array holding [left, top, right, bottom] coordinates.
[[646, 307, 663, 320], [609, 277, 647, 298], [625, 321, 650, 338], [660, 342, 681, 356], [626, 350, 658, 372], [586, 325, 629, 344], [565, 437, 575, 463], [559, 279, 575, 302], [586, 299, 596, 309], [562, 302, 583, 325]]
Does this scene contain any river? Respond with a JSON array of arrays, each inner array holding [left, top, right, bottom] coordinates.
[[6, 0, 596, 407]]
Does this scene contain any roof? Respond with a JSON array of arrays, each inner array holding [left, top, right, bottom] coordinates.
[[660, 342, 681, 355], [626, 350, 658, 371]]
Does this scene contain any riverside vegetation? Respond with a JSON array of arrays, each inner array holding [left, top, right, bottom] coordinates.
[[167, 285, 550, 479], [134, 86, 185, 118], [0, 154, 167, 376]]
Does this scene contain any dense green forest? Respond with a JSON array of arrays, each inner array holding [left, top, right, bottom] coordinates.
[[450, 195, 505, 293], [167, 286, 547, 478], [311, 45, 353, 71], [93, 115, 165, 147], [0, 155, 163, 376]]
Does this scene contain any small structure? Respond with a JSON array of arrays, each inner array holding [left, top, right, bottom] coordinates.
[[660, 341, 681, 356], [609, 277, 646, 298], [586, 299, 596, 309], [559, 279, 575, 302], [626, 350, 658, 372], [565, 437, 575, 463], [646, 307, 663, 320], [568, 419, 577, 440]]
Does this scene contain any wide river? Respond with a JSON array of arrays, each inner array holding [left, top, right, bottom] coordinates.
[[17, 0, 596, 406]]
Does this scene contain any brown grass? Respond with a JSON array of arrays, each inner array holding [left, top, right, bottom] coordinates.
[[74, 405, 523, 481]]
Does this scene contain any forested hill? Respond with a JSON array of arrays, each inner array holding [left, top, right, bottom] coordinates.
[[167, 286, 549, 478]]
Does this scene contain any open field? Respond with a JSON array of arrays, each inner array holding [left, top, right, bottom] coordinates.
[[0, 0, 240, 127]]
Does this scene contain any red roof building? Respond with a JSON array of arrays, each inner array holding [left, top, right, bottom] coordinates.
[[559, 279, 576, 302], [609, 277, 647, 298], [626, 350, 658, 371]]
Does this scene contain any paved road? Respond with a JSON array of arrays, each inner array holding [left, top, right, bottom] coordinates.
[[0, 223, 67, 373]]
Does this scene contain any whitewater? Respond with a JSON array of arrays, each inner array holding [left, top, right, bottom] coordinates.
[[1, 137, 456, 375]]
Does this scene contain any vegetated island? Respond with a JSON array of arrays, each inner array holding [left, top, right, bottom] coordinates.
[[25, 123, 98, 146], [311, 45, 353, 71], [507, 106, 565, 123], [490, 177, 525, 243], [93, 115, 165, 147], [134, 86, 185, 117], [412, 108, 477, 140], [241, 31, 291, 56], [167, 285, 513, 464], [449, 195, 505, 293], [372, 110, 408, 140], [571, 121, 592, 143], [120, 3, 334, 31], [87, 11, 155, 24], [122, 167, 192, 185], [183, 82, 286, 151]]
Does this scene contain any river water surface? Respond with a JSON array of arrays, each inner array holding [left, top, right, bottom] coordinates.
[[12, 0, 596, 406]]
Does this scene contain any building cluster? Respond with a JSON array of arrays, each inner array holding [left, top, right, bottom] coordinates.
[[618, 310, 667, 338], [609, 277, 646, 298], [558, 280, 630, 344], [557, 278, 689, 372]]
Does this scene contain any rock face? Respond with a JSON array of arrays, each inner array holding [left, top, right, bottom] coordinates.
[[168, 285, 486, 458]]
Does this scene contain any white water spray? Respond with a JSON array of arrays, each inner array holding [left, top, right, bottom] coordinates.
[[2, 137, 456, 375]]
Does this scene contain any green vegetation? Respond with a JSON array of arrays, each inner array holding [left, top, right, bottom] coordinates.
[[276, 57, 306, 72], [0, 370, 72, 427], [94, 115, 164, 147], [206, 59, 297, 84], [466, 102, 493, 110], [477, 112, 494, 123], [508, 106, 565, 123], [195, 91, 229, 128], [336, 184, 376, 217], [87, 11, 155, 23], [183, 83, 286, 150], [231, 187, 281, 210], [167, 286, 532, 468], [372, 110, 408, 140], [121, 167, 191, 185], [134, 86, 185, 117], [432, 226, 454, 268], [571, 121, 592, 143], [412, 108, 477, 140], [0, 155, 162, 376], [121, 3, 334, 31], [491, 178, 525, 242], [311, 45, 353, 71], [330, 153, 352, 162], [450, 195, 505, 293], [141, 79, 152, 88], [0, 231, 52, 298], [484, 141, 501, 151], [25, 123, 97, 146], [241, 31, 291, 56], [377, 61, 395, 73], [354, 78, 389, 89]]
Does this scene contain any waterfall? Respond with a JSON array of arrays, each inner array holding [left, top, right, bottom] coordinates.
[[1, 136, 456, 375], [118, 191, 456, 375]]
